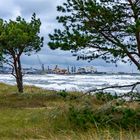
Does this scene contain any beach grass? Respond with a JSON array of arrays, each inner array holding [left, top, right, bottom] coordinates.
[[0, 83, 140, 139]]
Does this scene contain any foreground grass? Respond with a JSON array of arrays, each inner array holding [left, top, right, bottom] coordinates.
[[0, 83, 140, 139]]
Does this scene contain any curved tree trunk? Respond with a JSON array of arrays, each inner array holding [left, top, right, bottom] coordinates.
[[13, 55, 23, 93]]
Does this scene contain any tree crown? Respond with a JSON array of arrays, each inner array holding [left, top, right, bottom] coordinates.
[[0, 13, 43, 58], [49, 0, 140, 69]]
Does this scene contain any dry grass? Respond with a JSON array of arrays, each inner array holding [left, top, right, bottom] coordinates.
[[0, 83, 140, 139]]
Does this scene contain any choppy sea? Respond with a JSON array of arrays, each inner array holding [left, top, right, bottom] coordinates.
[[1, 73, 140, 94]]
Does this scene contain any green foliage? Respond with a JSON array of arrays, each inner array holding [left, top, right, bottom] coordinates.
[[120, 109, 138, 129], [49, 0, 140, 69], [57, 90, 68, 98], [0, 13, 43, 92], [95, 92, 118, 102], [57, 90, 80, 100], [0, 13, 43, 56], [0, 84, 140, 139], [68, 105, 94, 130], [68, 104, 140, 130]]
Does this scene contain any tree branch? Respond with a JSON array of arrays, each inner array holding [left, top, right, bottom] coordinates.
[[86, 82, 140, 94], [11, 66, 16, 78], [130, 51, 140, 57], [2, 59, 17, 78], [99, 31, 140, 69], [128, 0, 140, 54]]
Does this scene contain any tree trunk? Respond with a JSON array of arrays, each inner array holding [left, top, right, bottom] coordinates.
[[16, 70, 23, 93], [13, 55, 23, 93]]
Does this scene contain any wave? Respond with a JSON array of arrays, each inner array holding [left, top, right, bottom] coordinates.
[[0, 74, 139, 93]]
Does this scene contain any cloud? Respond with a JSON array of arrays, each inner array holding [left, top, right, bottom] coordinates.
[[15, 0, 53, 16], [0, 0, 19, 19], [0, 0, 138, 73]]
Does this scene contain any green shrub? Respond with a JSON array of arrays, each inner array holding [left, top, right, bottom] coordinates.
[[68, 105, 97, 130], [97, 107, 140, 130], [67, 104, 140, 131], [119, 108, 140, 129], [57, 90, 68, 98], [95, 92, 118, 102]]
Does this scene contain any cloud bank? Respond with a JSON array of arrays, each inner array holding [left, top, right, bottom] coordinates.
[[0, 0, 138, 73]]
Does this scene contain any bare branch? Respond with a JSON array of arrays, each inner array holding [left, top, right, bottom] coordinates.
[[86, 82, 140, 94], [11, 66, 16, 78], [130, 52, 140, 57]]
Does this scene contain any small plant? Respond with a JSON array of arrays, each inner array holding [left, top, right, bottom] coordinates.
[[68, 105, 95, 130], [95, 92, 118, 102], [57, 90, 68, 98], [119, 108, 140, 129]]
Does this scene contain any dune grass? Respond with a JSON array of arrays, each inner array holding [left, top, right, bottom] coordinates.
[[0, 83, 140, 139]]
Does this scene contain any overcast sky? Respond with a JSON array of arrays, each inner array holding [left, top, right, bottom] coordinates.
[[0, 0, 138, 73]]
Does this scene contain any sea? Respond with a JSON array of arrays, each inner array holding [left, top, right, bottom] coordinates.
[[0, 73, 140, 94]]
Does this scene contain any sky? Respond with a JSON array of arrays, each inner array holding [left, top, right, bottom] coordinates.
[[0, 0, 138, 73]]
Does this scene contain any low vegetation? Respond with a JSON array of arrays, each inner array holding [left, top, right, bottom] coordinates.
[[0, 83, 140, 139]]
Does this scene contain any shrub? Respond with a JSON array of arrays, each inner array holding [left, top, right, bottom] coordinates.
[[119, 108, 140, 129], [68, 105, 95, 130], [95, 92, 118, 102], [57, 90, 68, 98], [67, 104, 140, 131]]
